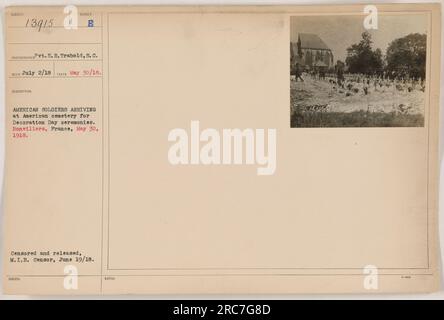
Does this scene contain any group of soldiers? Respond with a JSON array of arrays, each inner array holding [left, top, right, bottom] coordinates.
[[292, 63, 426, 96]]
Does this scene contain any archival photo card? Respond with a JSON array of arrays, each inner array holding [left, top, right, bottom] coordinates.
[[2, 4, 441, 295]]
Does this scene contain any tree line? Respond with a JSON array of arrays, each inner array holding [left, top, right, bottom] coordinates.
[[342, 31, 426, 80]]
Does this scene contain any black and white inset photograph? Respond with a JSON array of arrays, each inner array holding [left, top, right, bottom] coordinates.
[[290, 14, 428, 127]]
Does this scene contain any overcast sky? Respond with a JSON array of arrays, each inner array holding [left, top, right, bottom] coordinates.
[[290, 14, 428, 62]]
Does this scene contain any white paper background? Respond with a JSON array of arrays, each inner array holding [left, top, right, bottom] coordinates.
[[0, 0, 442, 299]]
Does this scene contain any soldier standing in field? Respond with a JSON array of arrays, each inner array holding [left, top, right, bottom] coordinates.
[[294, 63, 304, 82]]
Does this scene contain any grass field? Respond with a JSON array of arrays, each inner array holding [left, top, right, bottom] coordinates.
[[291, 109, 424, 127], [290, 75, 425, 127]]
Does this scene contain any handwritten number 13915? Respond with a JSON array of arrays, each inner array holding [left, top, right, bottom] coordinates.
[[25, 18, 54, 32]]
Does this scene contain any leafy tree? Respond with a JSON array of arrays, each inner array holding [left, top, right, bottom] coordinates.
[[345, 32, 383, 75], [385, 33, 426, 80]]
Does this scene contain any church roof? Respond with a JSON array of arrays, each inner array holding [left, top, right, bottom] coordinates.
[[298, 33, 330, 50]]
